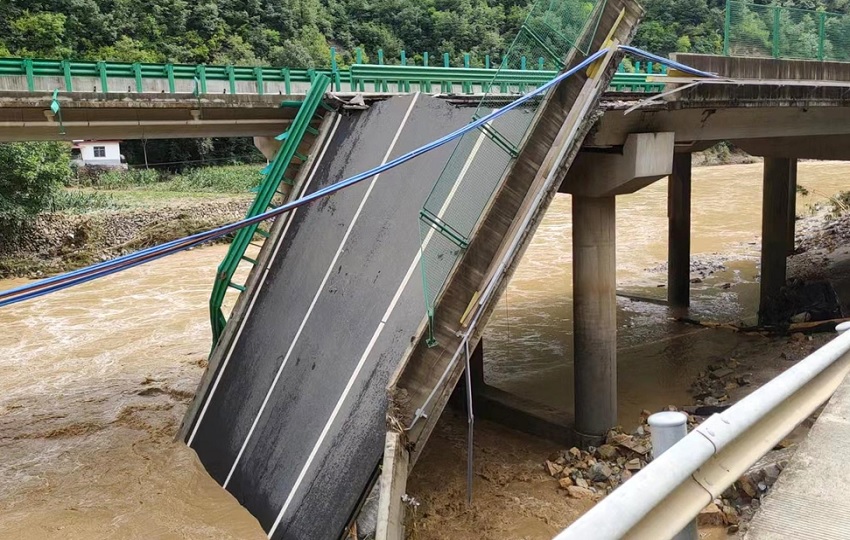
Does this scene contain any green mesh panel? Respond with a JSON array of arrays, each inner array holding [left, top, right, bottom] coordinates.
[[418, 0, 604, 345], [727, 1, 850, 62]]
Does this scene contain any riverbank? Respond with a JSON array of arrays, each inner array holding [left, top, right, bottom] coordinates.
[[0, 163, 261, 279]]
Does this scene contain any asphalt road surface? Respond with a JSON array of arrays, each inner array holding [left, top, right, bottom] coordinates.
[[184, 94, 472, 539]]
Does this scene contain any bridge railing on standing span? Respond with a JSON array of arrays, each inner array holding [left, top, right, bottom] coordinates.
[[554, 323, 850, 539], [0, 48, 666, 96], [724, 0, 850, 61]]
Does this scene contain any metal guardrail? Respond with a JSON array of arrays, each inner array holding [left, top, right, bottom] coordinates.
[[555, 323, 850, 540], [209, 75, 330, 345], [0, 52, 666, 95]]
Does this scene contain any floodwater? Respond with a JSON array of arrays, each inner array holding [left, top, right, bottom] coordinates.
[[483, 161, 850, 426], [0, 161, 848, 535]]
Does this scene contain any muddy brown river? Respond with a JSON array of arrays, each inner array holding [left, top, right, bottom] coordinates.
[[0, 161, 848, 537]]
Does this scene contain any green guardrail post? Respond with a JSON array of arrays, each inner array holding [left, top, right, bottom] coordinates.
[[62, 59, 73, 91], [23, 59, 35, 91], [818, 11, 826, 61], [97, 61, 108, 93], [519, 56, 527, 92], [166, 63, 176, 93], [377, 49, 387, 92], [772, 5, 780, 59], [330, 47, 341, 91], [196, 64, 207, 94], [399, 50, 408, 92], [423, 52, 431, 92], [253, 66, 264, 95], [226, 64, 237, 94], [462, 53, 471, 93], [132, 62, 143, 92], [354, 48, 363, 91], [723, 0, 731, 56], [282, 68, 291, 94]]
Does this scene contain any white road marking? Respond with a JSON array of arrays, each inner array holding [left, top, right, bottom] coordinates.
[[267, 121, 490, 537], [187, 114, 343, 447], [221, 93, 421, 487]]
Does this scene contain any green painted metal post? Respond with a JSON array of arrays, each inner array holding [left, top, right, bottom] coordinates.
[[23, 59, 34, 91], [196, 65, 207, 94], [818, 11, 826, 61], [166, 63, 176, 93], [97, 61, 108, 93], [485, 54, 490, 69], [520, 56, 527, 92], [723, 0, 731, 56], [253, 67, 264, 95], [423, 52, 432, 92], [443, 53, 450, 93], [378, 49, 387, 92], [462, 53, 471, 93], [133, 62, 143, 92], [538, 57, 545, 70], [772, 5, 781, 59], [400, 50, 408, 92], [282, 68, 291, 94], [62, 60, 73, 91], [355, 48, 364, 91], [226, 65, 237, 94], [330, 47, 341, 91]]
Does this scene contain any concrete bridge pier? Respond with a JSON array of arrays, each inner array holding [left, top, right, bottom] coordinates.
[[667, 153, 692, 312], [759, 157, 797, 326], [572, 195, 618, 445], [253, 135, 281, 161], [563, 132, 675, 444]]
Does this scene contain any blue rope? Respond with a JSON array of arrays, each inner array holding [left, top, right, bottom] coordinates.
[[0, 46, 711, 308]]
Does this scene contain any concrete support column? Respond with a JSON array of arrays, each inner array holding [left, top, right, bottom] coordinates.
[[787, 159, 798, 255], [572, 195, 617, 446], [253, 135, 281, 161], [759, 157, 795, 325], [667, 153, 692, 311]]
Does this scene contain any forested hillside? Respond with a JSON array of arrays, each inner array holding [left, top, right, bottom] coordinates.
[[1, 0, 845, 69]]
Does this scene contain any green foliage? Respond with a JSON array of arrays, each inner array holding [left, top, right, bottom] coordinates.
[[160, 165, 263, 192], [47, 189, 124, 213], [0, 142, 71, 223]]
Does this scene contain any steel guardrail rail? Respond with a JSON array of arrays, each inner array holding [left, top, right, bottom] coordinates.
[[554, 324, 850, 540], [0, 52, 666, 95], [209, 74, 331, 345]]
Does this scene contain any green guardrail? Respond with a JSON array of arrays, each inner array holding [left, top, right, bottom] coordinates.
[[0, 48, 666, 95], [209, 74, 331, 345], [724, 0, 850, 61]]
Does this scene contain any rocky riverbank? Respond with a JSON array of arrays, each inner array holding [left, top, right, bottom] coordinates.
[[0, 197, 251, 279]]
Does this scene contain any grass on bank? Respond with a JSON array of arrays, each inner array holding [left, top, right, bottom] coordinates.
[[51, 164, 264, 213]]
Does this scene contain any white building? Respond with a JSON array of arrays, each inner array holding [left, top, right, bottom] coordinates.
[[71, 140, 126, 168]]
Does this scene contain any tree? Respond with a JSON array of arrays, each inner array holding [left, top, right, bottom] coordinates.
[[0, 142, 70, 226], [11, 12, 72, 57]]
